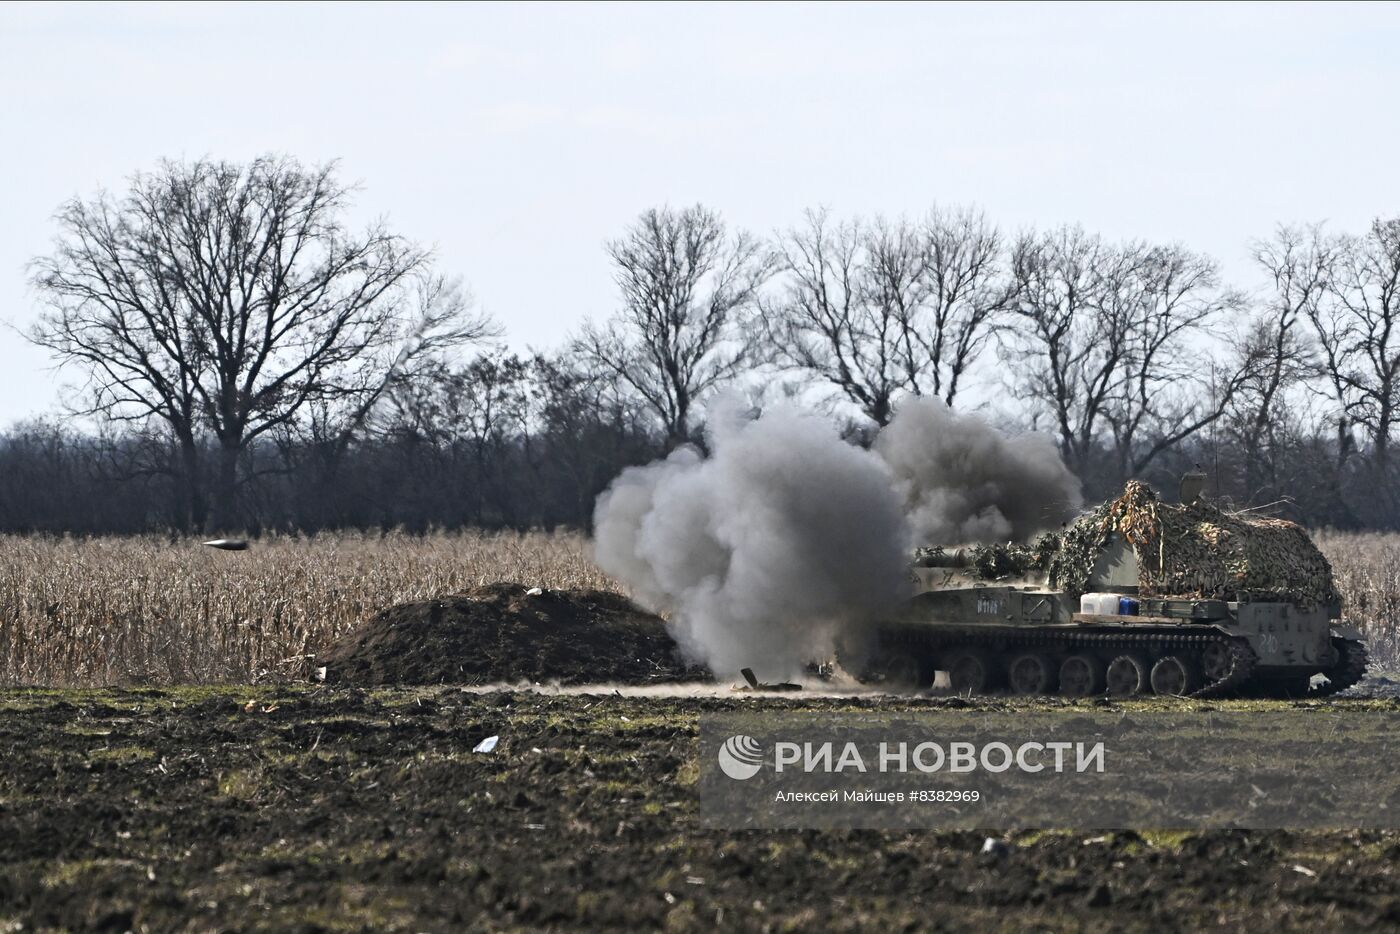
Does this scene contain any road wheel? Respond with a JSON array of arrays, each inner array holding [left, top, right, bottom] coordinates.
[[1105, 654, 1149, 696], [1007, 653, 1056, 695], [1201, 641, 1235, 683], [1059, 654, 1106, 697], [1150, 655, 1202, 696], [853, 652, 935, 690], [947, 649, 998, 695], [884, 654, 936, 690], [835, 634, 931, 688]]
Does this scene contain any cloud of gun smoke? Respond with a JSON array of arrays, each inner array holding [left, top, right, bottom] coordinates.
[[592, 398, 1080, 677], [592, 405, 912, 678], [874, 397, 1083, 544]]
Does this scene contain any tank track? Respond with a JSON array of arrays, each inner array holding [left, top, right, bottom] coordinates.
[[1307, 636, 1368, 697], [872, 624, 1261, 697]]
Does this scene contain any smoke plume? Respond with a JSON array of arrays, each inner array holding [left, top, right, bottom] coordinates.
[[592, 406, 912, 678], [874, 397, 1082, 544], [592, 398, 1080, 677]]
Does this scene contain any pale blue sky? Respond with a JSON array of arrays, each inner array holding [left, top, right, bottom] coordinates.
[[2, 1, 1398, 424]]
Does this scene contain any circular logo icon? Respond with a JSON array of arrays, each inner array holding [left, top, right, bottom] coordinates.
[[718, 734, 764, 780]]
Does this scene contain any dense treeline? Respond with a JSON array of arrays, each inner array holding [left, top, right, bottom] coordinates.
[[10, 156, 1400, 535], [0, 396, 1368, 535], [0, 358, 656, 534]]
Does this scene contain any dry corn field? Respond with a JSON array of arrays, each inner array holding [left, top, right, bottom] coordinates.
[[0, 531, 618, 686], [1314, 531, 1400, 672], [1, 530, 1397, 687]]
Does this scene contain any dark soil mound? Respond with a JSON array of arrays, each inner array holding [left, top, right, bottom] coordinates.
[[318, 582, 707, 685]]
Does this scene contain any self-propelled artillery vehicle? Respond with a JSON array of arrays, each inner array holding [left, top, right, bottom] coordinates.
[[847, 482, 1368, 698]]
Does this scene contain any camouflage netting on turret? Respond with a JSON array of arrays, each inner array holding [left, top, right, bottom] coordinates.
[[961, 481, 1338, 606]]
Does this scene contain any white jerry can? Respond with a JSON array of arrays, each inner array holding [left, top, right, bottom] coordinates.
[[1079, 593, 1121, 615]]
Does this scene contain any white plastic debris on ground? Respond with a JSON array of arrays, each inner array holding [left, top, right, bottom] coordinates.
[[472, 735, 500, 753]]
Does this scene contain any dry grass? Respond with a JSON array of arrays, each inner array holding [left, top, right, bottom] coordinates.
[[1314, 531, 1400, 671], [0, 530, 617, 687], [1, 529, 1397, 687]]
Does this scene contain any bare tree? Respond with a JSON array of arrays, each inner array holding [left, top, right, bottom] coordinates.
[[1004, 226, 1129, 475], [30, 155, 492, 532], [371, 350, 531, 523], [576, 205, 769, 445], [526, 354, 657, 526], [912, 205, 1012, 404], [1005, 227, 1241, 485], [764, 206, 1009, 425], [764, 210, 909, 425], [1105, 244, 1247, 479], [1312, 217, 1400, 473], [1221, 316, 1314, 503], [1243, 224, 1340, 497], [277, 272, 498, 497]]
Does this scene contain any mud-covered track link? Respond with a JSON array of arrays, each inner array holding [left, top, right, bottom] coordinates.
[[855, 626, 1367, 699]]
